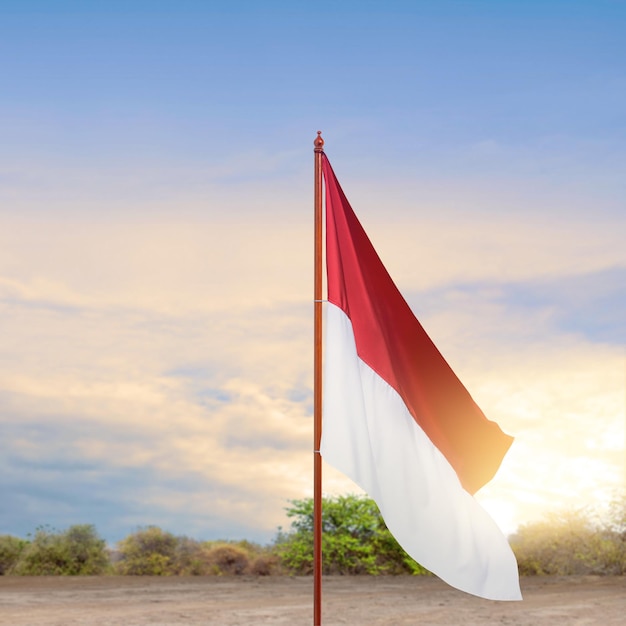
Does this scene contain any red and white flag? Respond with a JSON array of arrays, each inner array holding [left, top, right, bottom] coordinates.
[[320, 154, 521, 601]]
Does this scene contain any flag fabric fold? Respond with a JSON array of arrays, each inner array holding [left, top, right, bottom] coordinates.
[[320, 154, 521, 601]]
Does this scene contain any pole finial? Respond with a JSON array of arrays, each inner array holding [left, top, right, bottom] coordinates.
[[314, 130, 325, 152]]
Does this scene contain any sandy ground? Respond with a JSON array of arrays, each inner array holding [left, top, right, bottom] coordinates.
[[0, 575, 624, 625]]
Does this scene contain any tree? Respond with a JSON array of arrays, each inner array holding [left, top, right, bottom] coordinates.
[[276, 495, 429, 575]]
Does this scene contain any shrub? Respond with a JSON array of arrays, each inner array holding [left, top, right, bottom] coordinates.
[[115, 527, 225, 576], [172, 536, 211, 575], [63, 525, 110, 574], [0, 535, 27, 575], [607, 493, 626, 535], [248, 553, 281, 576], [510, 507, 626, 576], [204, 543, 250, 575], [276, 495, 430, 576], [10, 525, 108, 575], [115, 526, 178, 575]]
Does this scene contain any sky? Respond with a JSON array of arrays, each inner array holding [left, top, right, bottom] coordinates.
[[0, 0, 624, 546]]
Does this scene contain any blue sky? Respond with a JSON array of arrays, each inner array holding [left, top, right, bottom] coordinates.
[[1, 0, 624, 545]]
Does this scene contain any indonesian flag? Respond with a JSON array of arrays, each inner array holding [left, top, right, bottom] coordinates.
[[320, 154, 521, 601]]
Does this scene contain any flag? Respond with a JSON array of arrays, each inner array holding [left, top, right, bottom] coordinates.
[[320, 154, 521, 601]]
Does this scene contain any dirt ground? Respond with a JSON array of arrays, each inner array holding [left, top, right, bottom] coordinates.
[[0, 575, 624, 626]]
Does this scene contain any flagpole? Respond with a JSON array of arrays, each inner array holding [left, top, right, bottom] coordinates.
[[313, 130, 325, 626]]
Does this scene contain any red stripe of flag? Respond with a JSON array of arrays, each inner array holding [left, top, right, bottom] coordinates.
[[323, 154, 513, 495]]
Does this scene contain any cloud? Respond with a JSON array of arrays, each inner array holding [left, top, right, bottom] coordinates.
[[0, 201, 623, 543]]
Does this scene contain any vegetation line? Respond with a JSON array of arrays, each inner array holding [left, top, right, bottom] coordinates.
[[1, 494, 625, 577]]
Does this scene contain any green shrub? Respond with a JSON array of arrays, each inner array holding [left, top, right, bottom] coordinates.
[[0, 535, 27, 575], [10, 525, 108, 575], [275, 495, 430, 576], [63, 525, 110, 574], [115, 526, 177, 575], [115, 528, 228, 576]]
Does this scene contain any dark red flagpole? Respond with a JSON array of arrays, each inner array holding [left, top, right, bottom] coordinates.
[[313, 130, 325, 625]]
